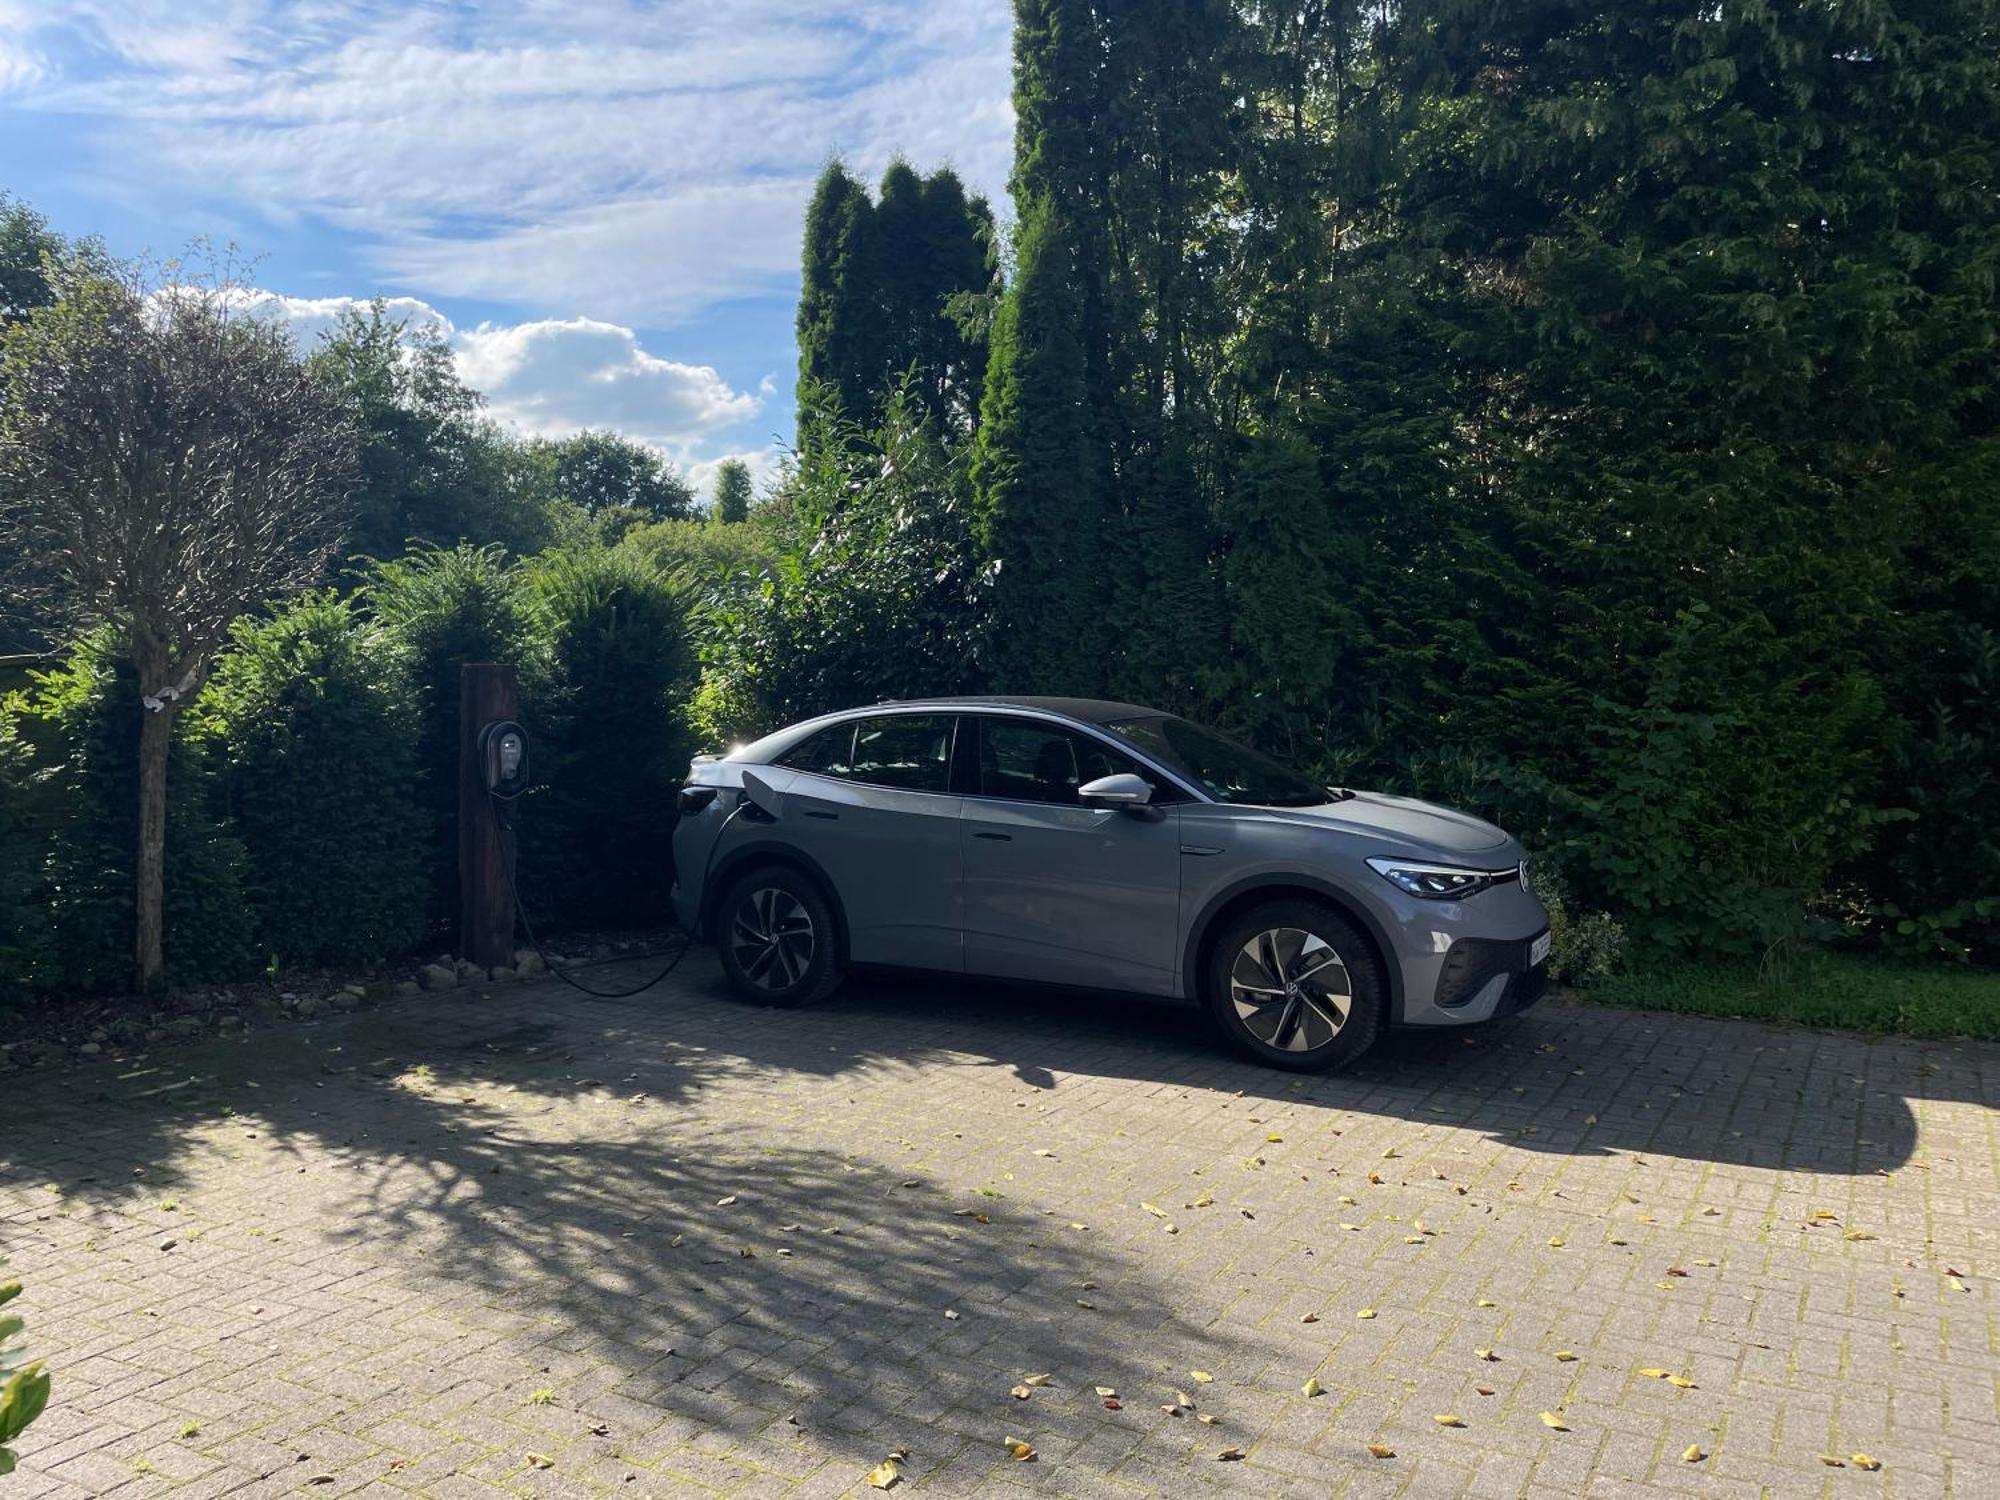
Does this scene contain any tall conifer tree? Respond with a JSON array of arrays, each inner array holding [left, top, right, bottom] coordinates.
[[973, 0, 1116, 691]]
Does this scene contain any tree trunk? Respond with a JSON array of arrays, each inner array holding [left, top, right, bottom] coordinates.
[[135, 699, 171, 989]]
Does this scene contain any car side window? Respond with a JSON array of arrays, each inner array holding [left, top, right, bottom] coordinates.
[[776, 723, 856, 777], [844, 715, 956, 792], [976, 719, 1153, 805]]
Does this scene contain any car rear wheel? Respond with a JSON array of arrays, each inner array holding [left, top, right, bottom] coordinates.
[[1204, 898, 1384, 1072], [715, 866, 841, 1007]]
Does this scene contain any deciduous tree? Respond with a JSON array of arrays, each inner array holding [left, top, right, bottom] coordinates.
[[0, 256, 358, 986]]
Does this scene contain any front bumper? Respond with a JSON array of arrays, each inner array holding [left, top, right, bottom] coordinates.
[[1399, 926, 1551, 1026]]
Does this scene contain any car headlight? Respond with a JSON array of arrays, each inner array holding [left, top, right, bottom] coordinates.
[[1366, 858, 1509, 900]]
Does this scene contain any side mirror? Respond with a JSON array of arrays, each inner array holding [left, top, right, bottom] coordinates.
[[1078, 772, 1154, 808]]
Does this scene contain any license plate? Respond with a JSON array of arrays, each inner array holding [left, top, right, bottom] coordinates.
[[1529, 932, 1551, 967]]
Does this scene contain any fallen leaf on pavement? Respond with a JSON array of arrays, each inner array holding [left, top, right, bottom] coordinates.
[[1554, 1351, 1577, 1362], [1819, 1455, 1845, 1467], [1215, 1447, 1245, 1461], [1852, 1454, 1881, 1471], [525, 1453, 554, 1469], [1196, 1413, 1219, 1425], [1190, 1370, 1215, 1383], [1019, 1373, 1052, 1387], [867, 1456, 902, 1489], [1301, 1377, 1324, 1398], [1540, 1412, 1569, 1431], [1682, 1444, 1704, 1463], [1140, 1201, 1168, 1218], [1667, 1375, 1696, 1388], [1434, 1414, 1465, 1427], [1010, 1385, 1033, 1400], [1366, 1443, 1395, 1459], [1005, 1438, 1036, 1462], [1357, 1308, 1376, 1319], [1299, 1312, 1319, 1324]]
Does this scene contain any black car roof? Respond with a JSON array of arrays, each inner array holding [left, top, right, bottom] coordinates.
[[878, 695, 1163, 726]]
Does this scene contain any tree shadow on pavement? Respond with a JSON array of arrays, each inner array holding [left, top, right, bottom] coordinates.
[[0, 990, 1275, 1493]]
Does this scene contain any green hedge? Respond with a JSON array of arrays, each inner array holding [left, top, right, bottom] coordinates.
[[22, 639, 259, 989], [199, 593, 427, 968], [5, 539, 698, 1000], [359, 543, 529, 938], [517, 546, 694, 930]]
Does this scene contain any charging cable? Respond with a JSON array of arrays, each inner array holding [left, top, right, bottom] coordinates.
[[484, 789, 746, 999]]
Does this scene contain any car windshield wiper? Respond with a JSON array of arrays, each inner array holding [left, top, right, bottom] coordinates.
[[1324, 786, 1356, 802]]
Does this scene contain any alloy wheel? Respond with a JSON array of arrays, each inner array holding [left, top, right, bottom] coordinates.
[[730, 886, 816, 991], [1228, 927, 1353, 1052]]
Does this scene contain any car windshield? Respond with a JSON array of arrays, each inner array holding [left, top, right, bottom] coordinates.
[[1103, 715, 1327, 807]]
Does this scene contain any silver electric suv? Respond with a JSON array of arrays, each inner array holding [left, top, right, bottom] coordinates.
[[672, 697, 1549, 1072]]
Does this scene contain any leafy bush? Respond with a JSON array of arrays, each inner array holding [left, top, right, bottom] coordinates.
[[617, 514, 774, 596], [0, 1279, 50, 1478], [1540, 610, 1885, 960], [1862, 623, 2000, 963], [695, 397, 985, 745], [0, 703, 52, 995], [1531, 866, 1627, 988], [517, 545, 695, 930], [199, 593, 427, 968], [22, 637, 257, 989], [359, 544, 528, 934]]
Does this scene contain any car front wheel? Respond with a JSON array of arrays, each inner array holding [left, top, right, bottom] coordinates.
[[1204, 898, 1384, 1072], [715, 866, 841, 1007]]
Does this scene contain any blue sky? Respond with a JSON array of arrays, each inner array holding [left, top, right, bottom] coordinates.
[[0, 0, 1015, 495]]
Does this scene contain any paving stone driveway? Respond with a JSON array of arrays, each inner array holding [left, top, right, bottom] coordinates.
[[2, 961, 1995, 1499]]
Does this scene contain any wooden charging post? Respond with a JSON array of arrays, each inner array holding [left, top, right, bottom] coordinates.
[[458, 662, 519, 969]]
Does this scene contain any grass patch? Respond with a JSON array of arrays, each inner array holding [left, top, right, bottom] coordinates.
[[1591, 952, 2000, 1041]]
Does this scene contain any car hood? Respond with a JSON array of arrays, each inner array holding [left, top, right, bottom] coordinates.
[[1258, 791, 1515, 858]]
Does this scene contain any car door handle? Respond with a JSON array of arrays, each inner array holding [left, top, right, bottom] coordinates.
[[973, 830, 1012, 841], [804, 809, 839, 821], [1181, 845, 1225, 856]]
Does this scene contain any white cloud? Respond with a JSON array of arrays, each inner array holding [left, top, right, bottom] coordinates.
[[6, 0, 1015, 327], [237, 290, 764, 466], [228, 289, 449, 349], [383, 181, 810, 327], [455, 316, 761, 454], [0, 37, 38, 90]]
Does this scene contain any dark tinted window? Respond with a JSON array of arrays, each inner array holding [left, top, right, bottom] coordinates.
[[976, 719, 1150, 805], [776, 723, 855, 776], [778, 716, 956, 791], [1104, 715, 1324, 807], [847, 715, 955, 792]]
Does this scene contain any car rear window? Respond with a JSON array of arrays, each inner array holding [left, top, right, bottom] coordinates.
[[779, 715, 955, 793]]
